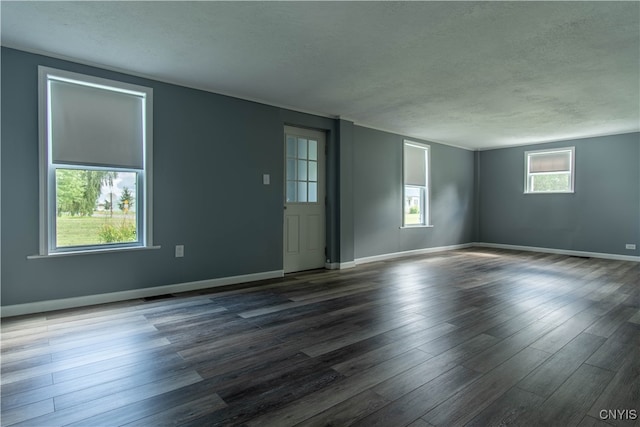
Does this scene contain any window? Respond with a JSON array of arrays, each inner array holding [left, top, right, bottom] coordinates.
[[38, 66, 153, 254], [525, 147, 575, 194], [286, 134, 319, 203], [403, 141, 430, 226]]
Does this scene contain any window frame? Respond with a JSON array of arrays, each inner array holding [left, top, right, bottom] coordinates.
[[38, 66, 154, 255], [285, 131, 321, 204], [524, 146, 575, 194], [402, 140, 431, 228]]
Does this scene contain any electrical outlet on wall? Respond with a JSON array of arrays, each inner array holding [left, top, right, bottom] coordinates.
[[175, 245, 184, 257], [625, 244, 636, 250]]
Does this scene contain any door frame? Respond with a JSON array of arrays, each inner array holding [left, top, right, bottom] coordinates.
[[283, 125, 327, 273]]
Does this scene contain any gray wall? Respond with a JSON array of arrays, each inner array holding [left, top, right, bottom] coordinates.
[[479, 133, 640, 256], [1, 47, 341, 306], [338, 120, 355, 263], [3, 46, 635, 309], [352, 126, 476, 259]]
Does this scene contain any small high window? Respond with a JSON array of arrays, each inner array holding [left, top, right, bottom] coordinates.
[[38, 66, 153, 254], [525, 147, 575, 194], [403, 141, 430, 226]]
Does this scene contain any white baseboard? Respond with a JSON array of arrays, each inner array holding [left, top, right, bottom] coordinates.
[[0, 270, 284, 318], [325, 261, 357, 270], [355, 243, 474, 265], [473, 242, 640, 262], [4, 242, 637, 317]]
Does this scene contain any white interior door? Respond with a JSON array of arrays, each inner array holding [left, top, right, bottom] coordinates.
[[283, 126, 326, 273]]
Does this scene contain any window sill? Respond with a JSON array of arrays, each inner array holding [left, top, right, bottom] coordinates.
[[28, 245, 161, 259], [400, 225, 434, 229], [524, 191, 575, 195]]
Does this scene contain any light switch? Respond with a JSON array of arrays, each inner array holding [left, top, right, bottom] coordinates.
[[263, 174, 270, 185]]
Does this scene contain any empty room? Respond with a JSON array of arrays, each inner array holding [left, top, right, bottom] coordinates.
[[1, 2, 639, 426]]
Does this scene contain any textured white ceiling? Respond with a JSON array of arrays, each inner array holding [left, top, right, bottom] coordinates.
[[2, 1, 638, 149]]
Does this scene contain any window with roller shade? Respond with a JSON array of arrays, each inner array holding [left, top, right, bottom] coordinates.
[[38, 66, 153, 254], [403, 141, 430, 226], [525, 147, 575, 194]]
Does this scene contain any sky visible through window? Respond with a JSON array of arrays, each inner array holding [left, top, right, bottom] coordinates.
[[100, 173, 137, 211]]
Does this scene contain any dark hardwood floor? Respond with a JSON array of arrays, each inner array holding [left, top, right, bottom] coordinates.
[[1, 248, 639, 426]]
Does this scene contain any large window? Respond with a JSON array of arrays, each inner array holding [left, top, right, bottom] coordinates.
[[38, 67, 153, 254], [403, 141, 430, 227], [525, 147, 575, 194]]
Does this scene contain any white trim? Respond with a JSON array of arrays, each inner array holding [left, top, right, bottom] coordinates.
[[38, 66, 155, 255], [6, 243, 638, 317], [324, 261, 357, 270], [329, 243, 639, 268], [524, 146, 575, 194], [37, 66, 49, 256], [40, 68, 153, 96], [0, 270, 284, 317], [403, 140, 431, 227], [144, 87, 154, 248], [27, 245, 161, 259], [474, 242, 640, 262], [355, 243, 474, 265]]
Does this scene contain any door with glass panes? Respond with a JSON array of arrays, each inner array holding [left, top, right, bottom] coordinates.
[[283, 126, 326, 273]]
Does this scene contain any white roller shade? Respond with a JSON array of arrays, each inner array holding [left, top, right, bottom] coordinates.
[[49, 79, 145, 169], [529, 150, 571, 173], [404, 144, 427, 186]]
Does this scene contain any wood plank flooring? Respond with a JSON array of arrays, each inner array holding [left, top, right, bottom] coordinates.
[[1, 248, 639, 426]]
